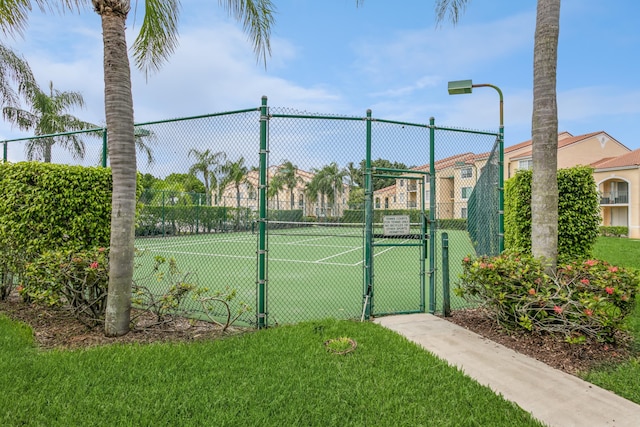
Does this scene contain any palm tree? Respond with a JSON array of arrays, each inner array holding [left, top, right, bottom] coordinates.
[[530, 0, 560, 267], [188, 148, 226, 205], [306, 162, 347, 217], [3, 80, 98, 162], [275, 160, 303, 209], [267, 172, 285, 210], [0, 0, 275, 337], [436, 0, 562, 266], [220, 156, 253, 230], [0, 43, 37, 110]]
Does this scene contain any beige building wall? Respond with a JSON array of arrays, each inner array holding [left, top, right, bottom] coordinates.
[[593, 168, 640, 239]]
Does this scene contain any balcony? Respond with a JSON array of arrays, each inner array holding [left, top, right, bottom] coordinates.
[[600, 192, 628, 205], [407, 183, 418, 192]]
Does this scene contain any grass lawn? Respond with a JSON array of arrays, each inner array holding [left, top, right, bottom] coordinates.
[[581, 236, 640, 404], [0, 316, 544, 427]]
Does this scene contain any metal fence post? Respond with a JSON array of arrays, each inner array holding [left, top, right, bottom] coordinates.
[[442, 232, 451, 317], [429, 117, 436, 314], [257, 96, 269, 328], [102, 129, 107, 167], [363, 109, 374, 320]]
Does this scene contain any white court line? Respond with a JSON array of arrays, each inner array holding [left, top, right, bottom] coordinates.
[[316, 246, 363, 262], [138, 235, 255, 251], [142, 248, 358, 267], [352, 239, 413, 266]]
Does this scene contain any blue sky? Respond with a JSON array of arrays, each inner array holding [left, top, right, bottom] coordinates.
[[1, 0, 639, 166]]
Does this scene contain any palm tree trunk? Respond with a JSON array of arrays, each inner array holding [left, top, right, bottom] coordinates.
[[101, 8, 137, 337], [531, 0, 560, 268]]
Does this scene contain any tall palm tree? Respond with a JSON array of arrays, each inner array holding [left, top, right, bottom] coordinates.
[[275, 160, 303, 209], [188, 148, 226, 205], [220, 156, 253, 229], [530, 0, 560, 267], [436, 0, 562, 266], [267, 172, 285, 210], [3, 80, 98, 162], [306, 162, 347, 217], [0, 0, 275, 336]]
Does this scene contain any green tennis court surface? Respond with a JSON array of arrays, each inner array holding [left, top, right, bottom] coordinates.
[[134, 228, 475, 325]]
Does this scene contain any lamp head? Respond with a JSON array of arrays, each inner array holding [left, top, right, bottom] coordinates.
[[448, 79, 473, 95]]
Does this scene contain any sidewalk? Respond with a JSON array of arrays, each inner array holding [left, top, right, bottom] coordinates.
[[374, 313, 640, 427]]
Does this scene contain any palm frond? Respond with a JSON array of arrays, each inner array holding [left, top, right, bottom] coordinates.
[[435, 0, 470, 26], [219, 0, 275, 68], [131, 0, 181, 76]]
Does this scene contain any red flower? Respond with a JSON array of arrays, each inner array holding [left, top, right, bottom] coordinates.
[[605, 287, 614, 295], [98, 247, 106, 253], [584, 259, 597, 267], [553, 305, 563, 314], [584, 309, 593, 316], [528, 288, 536, 296], [580, 278, 590, 285], [90, 262, 99, 269], [463, 257, 470, 263]]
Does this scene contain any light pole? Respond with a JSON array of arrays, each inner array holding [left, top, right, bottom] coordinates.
[[448, 79, 504, 253]]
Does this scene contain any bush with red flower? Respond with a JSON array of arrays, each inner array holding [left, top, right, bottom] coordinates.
[[456, 251, 640, 343], [19, 247, 109, 326]]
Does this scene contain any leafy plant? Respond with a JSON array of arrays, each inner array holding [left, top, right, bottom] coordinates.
[[132, 255, 196, 325], [456, 252, 640, 342], [19, 247, 109, 326], [504, 166, 600, 261], [132, 254, 250, 331]]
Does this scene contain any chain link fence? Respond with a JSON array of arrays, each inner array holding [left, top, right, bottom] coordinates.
[[2, 98, 501, 325]]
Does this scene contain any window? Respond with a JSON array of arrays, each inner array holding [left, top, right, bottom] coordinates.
[[399, 193, 405, 203], [461, 187, 472, 199], [375, 197, 380, 209], [298, 194, 304, 207], [461, 207, 467, 219], [393, 195, 396, 203], [519, 159, 533, 170], [461, 167, 473, 178], [385, 197, 389, 209], [399, 179, 404, 187]]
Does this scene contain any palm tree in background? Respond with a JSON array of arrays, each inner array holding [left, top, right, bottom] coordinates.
[[188, 148, 226, 205], [220, 156, 253, 230], [436, 0, 561, 266], [275, 160, 303, 210], [2, 80, 97, 162], [268, 172, 285, 210], [0, 43, 37, 111], [306, 162, 347, 217], [0, 0, 275, 336]]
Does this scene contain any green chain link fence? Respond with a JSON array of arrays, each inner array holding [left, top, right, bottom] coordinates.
[[1, 97, 501, 325]]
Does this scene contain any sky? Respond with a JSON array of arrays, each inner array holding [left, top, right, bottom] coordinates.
[[1, 0, 639, 171]]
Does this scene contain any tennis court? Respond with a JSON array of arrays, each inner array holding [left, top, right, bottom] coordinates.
[[133, 222, 476, 326]]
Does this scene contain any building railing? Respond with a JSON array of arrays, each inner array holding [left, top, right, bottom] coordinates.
[[600, 192, 628, 204]]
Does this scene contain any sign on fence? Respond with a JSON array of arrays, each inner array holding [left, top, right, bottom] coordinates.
[[382, 215, 410, 236]]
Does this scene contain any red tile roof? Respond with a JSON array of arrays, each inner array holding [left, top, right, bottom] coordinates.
[[593, 149, 640, 169]]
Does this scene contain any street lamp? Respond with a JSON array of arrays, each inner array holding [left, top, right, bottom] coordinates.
[[448, 79, 504, 253]]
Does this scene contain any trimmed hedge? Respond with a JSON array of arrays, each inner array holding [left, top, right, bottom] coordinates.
[[504, 166, 601, 261], [599, 226, 628, 238], [0, 162, 113, 259]]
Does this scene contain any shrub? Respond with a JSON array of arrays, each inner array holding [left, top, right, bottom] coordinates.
[[456, 252, 640, 342], [599, 226, 628, 238], [504, 166, 601, 261], [19, 247, 109, 326]]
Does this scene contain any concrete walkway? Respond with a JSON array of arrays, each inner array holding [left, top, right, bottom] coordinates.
[[374, 313, 640, 427]]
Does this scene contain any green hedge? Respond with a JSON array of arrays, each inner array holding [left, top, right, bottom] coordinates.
[[599, 226, 628, 237], [504, 166, 600, 261], [0, 162, 113, 259]]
